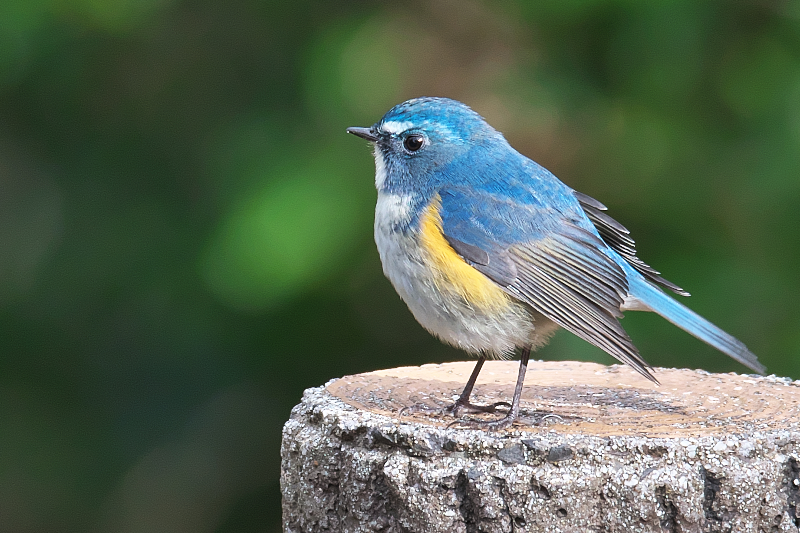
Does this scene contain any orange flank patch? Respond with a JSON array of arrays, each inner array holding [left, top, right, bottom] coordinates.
[[418, 195, 511, 311]]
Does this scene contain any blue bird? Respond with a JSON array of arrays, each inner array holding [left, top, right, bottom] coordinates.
[[347, 97, 765, 429]]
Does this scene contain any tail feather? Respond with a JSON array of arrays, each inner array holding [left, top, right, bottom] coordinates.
[[627, 275, 765, 375]]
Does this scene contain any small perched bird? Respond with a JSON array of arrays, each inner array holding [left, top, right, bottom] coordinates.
[[347, 97, 765, 429]]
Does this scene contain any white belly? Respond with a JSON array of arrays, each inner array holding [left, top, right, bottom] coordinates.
[[373, 192, 556, 357]]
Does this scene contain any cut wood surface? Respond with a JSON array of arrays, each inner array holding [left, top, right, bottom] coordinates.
[[282, 361, 800, 533], [327, 360, 799, 437]]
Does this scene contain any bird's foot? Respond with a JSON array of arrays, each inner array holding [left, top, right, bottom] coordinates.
[[447, 400, 511, 417], [398, 399, 510, 420], [449, 410, 566, 430], [448, 412, 518, 431]]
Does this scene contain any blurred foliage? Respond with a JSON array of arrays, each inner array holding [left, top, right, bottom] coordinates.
[[0, 0, 798, 530]]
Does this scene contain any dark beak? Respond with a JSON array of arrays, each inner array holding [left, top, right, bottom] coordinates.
[[346, 126, 378, 142]]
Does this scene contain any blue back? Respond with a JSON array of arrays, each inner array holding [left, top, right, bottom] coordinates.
[[365, 97, 764, 377]]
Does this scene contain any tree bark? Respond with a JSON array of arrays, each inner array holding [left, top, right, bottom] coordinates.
[[281, 360, 800, 532]]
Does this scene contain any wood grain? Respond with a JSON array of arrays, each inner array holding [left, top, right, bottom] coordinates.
[[327, 360, 800, 437]]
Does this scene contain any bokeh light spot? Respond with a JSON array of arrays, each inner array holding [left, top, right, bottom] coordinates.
[[201, 152, 366, 312]]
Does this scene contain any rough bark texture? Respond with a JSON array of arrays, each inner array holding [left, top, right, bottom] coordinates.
[[281, 361, 800, 533]]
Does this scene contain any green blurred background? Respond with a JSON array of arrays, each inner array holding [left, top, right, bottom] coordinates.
[[1, 0, 798, 530]]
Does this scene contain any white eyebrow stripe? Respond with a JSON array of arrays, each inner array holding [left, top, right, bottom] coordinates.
[[380, 120, 414, 135]]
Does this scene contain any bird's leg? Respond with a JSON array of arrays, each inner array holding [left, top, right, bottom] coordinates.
[[457, 346, 530, 430], [398, 356, 509, 419], [447, 356, 511, 416]]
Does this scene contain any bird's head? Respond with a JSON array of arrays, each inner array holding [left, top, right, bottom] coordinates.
[[347, 97, 504, 196]]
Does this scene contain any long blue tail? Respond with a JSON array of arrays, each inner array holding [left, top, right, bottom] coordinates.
[[627, 274, 765, 374]]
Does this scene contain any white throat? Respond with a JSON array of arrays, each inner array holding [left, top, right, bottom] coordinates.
[[373, 147, 388, 190]]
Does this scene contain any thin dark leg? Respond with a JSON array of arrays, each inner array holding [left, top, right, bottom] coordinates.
[[458, 345, 531, 430], [502, 345, 531, 426], [448, 356, 511, 416], [456, 356, 486, 405], [398, 356, 510, 419]]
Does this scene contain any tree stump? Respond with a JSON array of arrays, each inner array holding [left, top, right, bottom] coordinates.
[[281, 361, 800, 533]]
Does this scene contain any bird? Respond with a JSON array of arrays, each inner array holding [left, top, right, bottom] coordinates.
[[346, 97, 765, 430]]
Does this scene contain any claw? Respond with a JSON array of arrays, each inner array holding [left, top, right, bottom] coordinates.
[[398, 399, 510, 420], [451, 413, 517, 431], [449, 400, 511, 417], [398, 348, 533, 431]]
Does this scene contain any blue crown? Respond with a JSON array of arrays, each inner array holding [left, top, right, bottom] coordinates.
[[378, 97, 497, 143]]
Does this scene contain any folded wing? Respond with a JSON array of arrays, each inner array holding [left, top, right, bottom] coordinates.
[[438, 187, 657, 383], [574, 191, 689, 297]]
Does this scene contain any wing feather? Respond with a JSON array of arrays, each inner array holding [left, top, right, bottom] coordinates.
[[505, 229, 656, 382], [574, 191, 690, 297], [438, 186, 658, 383]]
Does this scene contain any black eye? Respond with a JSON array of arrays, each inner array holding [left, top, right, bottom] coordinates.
[[403, 134, 425, 152]]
